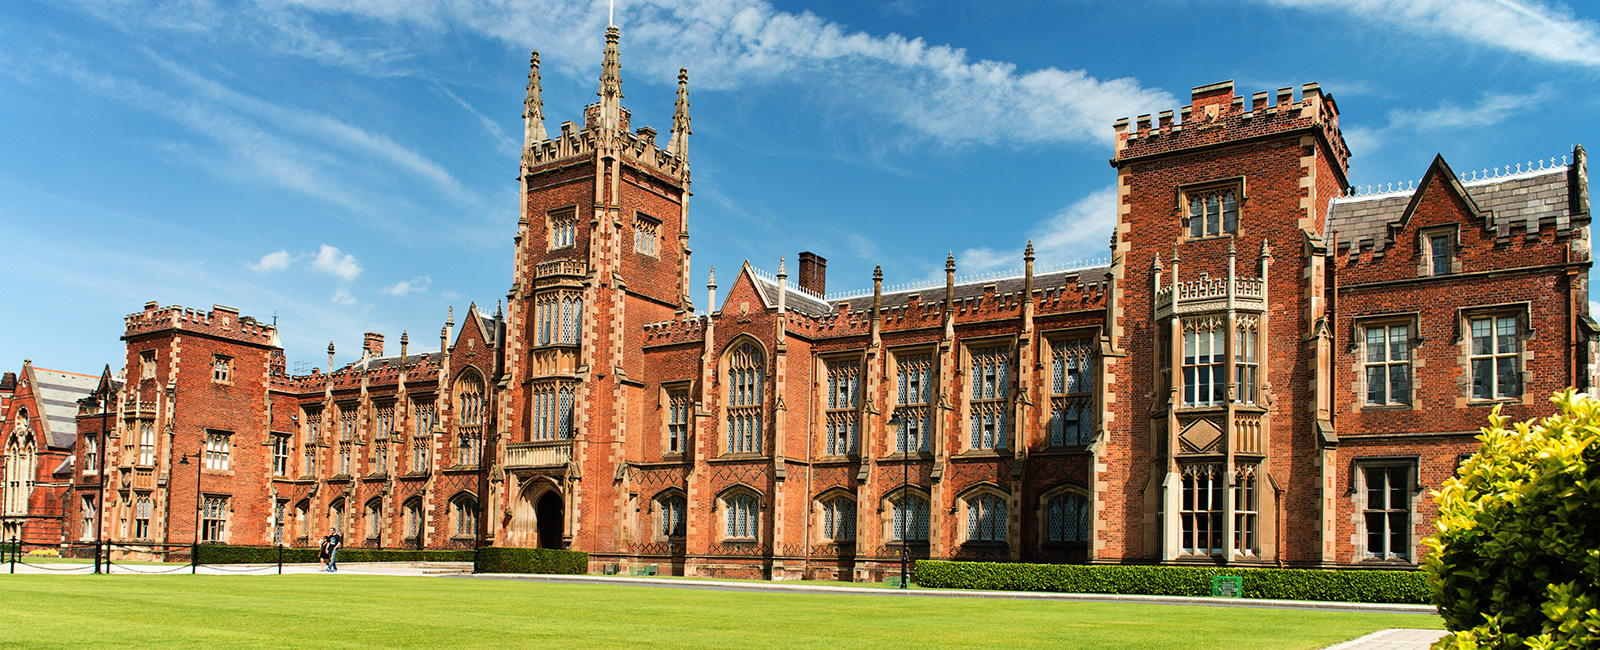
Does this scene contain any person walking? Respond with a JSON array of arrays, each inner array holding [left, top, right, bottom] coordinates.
[[325, 528, 343, 572], [317, 533, 332, 571]]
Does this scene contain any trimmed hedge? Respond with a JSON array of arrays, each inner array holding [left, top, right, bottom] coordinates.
[[196, 545, 473, 565], [475, 546, 589, 575], [914, 560, 1429, 604]]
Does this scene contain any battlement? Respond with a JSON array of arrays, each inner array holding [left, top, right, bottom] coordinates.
[[124, 302, 278, 347], [642, 312, 707, 346], [1113, 80, 1349, 174], [521, 117, 687, 182]]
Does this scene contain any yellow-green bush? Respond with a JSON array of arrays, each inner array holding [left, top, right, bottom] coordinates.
[[1427, 390, 1600, 649]]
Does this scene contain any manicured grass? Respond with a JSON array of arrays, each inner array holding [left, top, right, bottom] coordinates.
[[0, 574, 1441, 650]]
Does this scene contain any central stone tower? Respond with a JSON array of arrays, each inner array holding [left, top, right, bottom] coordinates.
[[498, 27, 693, 551]]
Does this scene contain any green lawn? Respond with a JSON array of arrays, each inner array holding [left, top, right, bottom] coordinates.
[[0, 575, 1441, 650]]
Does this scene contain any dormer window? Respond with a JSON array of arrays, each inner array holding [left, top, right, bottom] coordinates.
[[1184, 186, 1240, 238]]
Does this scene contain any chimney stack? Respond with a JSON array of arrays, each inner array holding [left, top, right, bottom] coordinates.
[[797, 251, 827, 296], [363, 332, 384, 358]]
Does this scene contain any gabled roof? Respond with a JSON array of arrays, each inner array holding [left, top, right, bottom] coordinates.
[[27, 367, 99, 449], [743, 263, 833, 317], [1330, 156, 1577, 251]]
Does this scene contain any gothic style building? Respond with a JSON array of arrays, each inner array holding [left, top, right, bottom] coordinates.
[[6, 28, 1593, 579]]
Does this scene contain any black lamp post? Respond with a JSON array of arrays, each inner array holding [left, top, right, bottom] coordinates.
[[178, 447, 202, 573], [88, 391, 111, 574], [888, 412, 907, 589]]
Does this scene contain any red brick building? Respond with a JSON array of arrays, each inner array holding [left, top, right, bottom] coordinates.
[[50, 28, 1595, 577], [2, 361, 97, 548]]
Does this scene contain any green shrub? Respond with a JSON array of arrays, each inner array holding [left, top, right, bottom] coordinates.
[[913, 560, 1428, 604], [1426, 390, 1600, 650], [195, 545, 473, 564], [475, 546, 589, 575]]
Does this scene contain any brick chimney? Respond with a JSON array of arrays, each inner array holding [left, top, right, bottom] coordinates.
[[797, 251, 826, 296], [363, 332, 385, 358]]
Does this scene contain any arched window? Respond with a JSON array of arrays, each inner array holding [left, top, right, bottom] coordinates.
[[657, 493, 686, 538], [451, 494, 478, 538], [965, 493, 1007, 542], [1187, 188, 1238, 238], [890, 492, 929, 541], [531, 383, 577, 441], [295, 500, 310, 540], [821, 496, 856, 541], [365, 498, 383, 540], [1045, 492, 1089, 543], [404, 498, 424, 541], [725, 343, 764, 454], [723, 492, 758, 539], [329, 501, 345, 535]]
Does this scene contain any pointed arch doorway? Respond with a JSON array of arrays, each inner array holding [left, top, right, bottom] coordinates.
[[536, 491, 563, 549]]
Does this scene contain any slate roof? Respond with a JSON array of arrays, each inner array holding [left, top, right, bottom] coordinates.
[[750, 266, 1108, 317], [1329, 166, 1575, 250], [344, 351, 445, 373], [29, 367, 99, 449]]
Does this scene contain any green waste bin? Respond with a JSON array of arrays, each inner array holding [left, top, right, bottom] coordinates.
[[1211, 575, 1243, 598]]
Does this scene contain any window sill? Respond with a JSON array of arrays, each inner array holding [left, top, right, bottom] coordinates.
[[363, 473, 388, 481], [960, 540, 1009, 549], [1358, 557, 1415, 568], [952, 449, 1008, 459], [710, 453, 769, 463], [327, 474, 353, 482], [1174, 405, 1228, 415], [1040, 540, 1089, 548], [879, 452, 934, 462], [1467, 397, 1522, 407], [1360, 403, 1415, 412], [721, 538, 758, 544], [1183, 233, 1238, 243]]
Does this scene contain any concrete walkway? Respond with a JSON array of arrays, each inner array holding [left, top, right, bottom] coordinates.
[[1324, 628, 1449, 650], [3, 560, 471, 576]]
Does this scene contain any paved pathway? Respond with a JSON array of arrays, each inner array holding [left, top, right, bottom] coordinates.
[[4, 560, 470, 576], [1324, 628, 1449, 650]]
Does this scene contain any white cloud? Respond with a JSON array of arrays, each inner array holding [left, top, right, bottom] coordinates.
[[249, 249, 291, 272], [1256, 0, 1600, 68], [330, 286, 357, 305], [382, 276, 431, 296], [312, 244, 362, 280], [954, 185, 1117, 277], [90, 0, 1174, 148], [1344, 88, 1550, 156]]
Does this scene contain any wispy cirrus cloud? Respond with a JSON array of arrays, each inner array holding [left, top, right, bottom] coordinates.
[[65, 0, 1175, 148], [1343, 86, 1552, 156], [312, 244, 362, 280], [1256, 0, 1600, 68], [954, 185, 1117, 277]]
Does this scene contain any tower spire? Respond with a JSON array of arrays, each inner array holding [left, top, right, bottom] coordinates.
[[597, 26, 623, 132], [523, 51, 546, 147], [667, 68, 691, 160]]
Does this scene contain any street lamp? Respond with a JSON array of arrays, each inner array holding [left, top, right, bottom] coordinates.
[[887, 412, 907, 589], [178, 446, 203, 573], [87, 391, 111, 574]]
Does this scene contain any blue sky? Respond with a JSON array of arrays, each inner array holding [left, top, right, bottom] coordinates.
[[3, 0, 1597, 375]]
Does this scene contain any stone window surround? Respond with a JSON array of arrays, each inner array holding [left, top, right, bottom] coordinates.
[[813, 487, 857, 543], [1349, 313, 1422, 412], [715, 485, 762, 542], [659, 381, 692, 457], [650, 487, 687, 542], [1042, 327, 1099, 449], [1453, 303, 1534, 407], [547, 205, 578, 251], [1347, 456, 1421, 565], [1178, 176, 1248, 241], [1036, 482, 1091, 546], [818, 353, 864, 458], [957, 483, 1011, 544], [882, 484, 932, 543], [634, 211, 661, 257], [959, 335, 1017, 454], [1417, 224, 1462, 277], [886, 344, 936, 457]]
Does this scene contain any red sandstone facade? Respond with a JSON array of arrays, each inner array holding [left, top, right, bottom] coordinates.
[[16, 29, 1592, 577]]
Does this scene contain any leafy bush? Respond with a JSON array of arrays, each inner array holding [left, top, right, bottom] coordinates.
[[914, 560, 1428, 604], [196, 545, 473, 564], [475, 546, 589, 575], [1426, 390, 1600, 650]]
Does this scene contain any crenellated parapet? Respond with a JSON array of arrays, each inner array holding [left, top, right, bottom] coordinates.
[[522, 122, 598, 170], [123, 302, 277, 347], [642, 312, 707, 346], [1113, 80, 1350, 180]]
